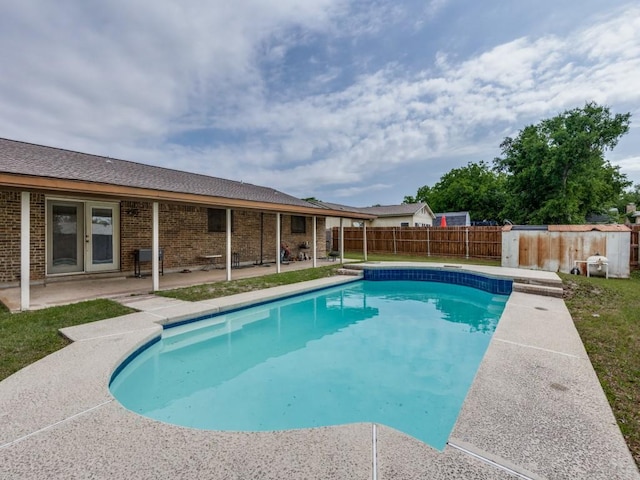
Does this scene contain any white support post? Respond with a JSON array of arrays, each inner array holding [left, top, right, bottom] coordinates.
[[363, 221, 368, 262], [276, 213, 281, 274], [312, 216, 317, 268], [152, 202, 159, 292], [465, 227, 470, 259], [339, 218, 344, 264], [20, 192, 30, 311], [226, 208, 232, 281]]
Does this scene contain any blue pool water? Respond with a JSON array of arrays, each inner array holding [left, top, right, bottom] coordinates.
[[110, 279, 508, 450]]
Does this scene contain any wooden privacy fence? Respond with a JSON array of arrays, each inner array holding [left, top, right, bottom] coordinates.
[[332, 225, 640, 268], [631, 226, 640, 270], [332, 226, 503, 260]]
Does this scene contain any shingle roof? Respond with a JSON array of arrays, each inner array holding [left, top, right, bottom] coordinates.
[[310, 201, 432, 218], [0, 138, 319, 209], [307, 200, 370, 214], [434, 211, 470, 227], [359, 203, 429, 217]]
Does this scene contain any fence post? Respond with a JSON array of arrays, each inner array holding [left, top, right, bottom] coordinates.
[[427, 226, 430, 257], [393, 228, 397, 255]]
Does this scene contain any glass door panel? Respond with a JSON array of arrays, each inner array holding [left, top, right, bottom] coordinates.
[[91, 208, 113, 265], [86, 202, 120, 272], [48, 201, 84, 274]]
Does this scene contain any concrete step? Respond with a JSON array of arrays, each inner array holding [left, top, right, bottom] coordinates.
[[511, 276, 563, 289], [336, 268, 363, 277], [513, 282, 564, 298], [114, 294, 185, 311]]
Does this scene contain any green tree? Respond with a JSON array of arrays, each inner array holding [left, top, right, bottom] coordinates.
[[618, 184, 640, 222], [403, 185, 433, 205], [494, 102, 631, 224], [404, 161, 506, 221]]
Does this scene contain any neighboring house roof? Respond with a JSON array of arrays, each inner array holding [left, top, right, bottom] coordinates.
[[585, 213, 615, 224], [358, 203, 435, 218], [0, 138, 374, 218], [434, 211, 470, 227], [310, 201, 435, 219], [307, 200, 371, 215]]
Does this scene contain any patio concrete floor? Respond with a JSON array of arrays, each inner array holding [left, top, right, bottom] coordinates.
[[0, 258, 335, 312], [0, 263, 638, 479]]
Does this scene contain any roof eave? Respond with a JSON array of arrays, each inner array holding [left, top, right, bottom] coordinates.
[[0, 173, 375, 218]]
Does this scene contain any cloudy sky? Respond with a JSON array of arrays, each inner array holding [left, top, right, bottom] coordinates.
[[2, 1, 639, 207]]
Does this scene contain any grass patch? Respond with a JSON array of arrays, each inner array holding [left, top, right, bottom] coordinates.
[[158, 264, 343, 301], [344, 252, 501, 266], [561, 271, 640, 466], [159, 255, 500, 302], [0, 299, 135, 382]]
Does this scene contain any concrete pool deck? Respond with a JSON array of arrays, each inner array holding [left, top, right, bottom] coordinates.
[[1, 263, 638, 479]]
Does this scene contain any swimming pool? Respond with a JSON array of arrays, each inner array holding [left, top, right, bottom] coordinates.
[[110, 277, 509, 450]]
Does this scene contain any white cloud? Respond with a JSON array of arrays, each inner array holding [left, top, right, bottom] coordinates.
[[328, 183, 393, 200], [0, 0, 342, 146], [1, 1, 640, 203], [576, 6, 640, 61]]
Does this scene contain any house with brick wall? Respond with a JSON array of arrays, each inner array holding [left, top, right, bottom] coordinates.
[[0, 138, 375, 310]]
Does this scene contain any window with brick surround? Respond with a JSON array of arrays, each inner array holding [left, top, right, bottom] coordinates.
[[291, 215, 306, 233], [208, 208, 233, 232]]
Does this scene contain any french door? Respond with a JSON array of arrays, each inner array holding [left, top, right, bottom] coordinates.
[[47, 200, 120, 274]]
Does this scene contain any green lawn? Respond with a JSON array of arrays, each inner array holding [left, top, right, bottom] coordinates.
[[158, 264, 343, 301], [158, 254, 500, 302], [0, 299, 134, 381], [344, 252, 501, 266], [561, 271, 640, 467]]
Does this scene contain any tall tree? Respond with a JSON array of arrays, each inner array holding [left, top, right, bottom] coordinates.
[[494, 103, 631, 224], [618, 184, 640, 221], [404, 161, 506, 221], [403, 185, 433, 205]]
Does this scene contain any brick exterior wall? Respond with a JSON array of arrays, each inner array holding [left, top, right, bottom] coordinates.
[[0, 191, 327, 285], [121, 201, 327, 274], [0, 191, 45, 283]]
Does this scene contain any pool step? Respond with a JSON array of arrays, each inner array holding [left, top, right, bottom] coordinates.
[[512, 282, 564, 298], [336, 268, 363, 277]]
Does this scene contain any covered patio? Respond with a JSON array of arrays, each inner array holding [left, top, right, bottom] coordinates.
[[0, 138, 375, 312], [0, 257, 344, 312]]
